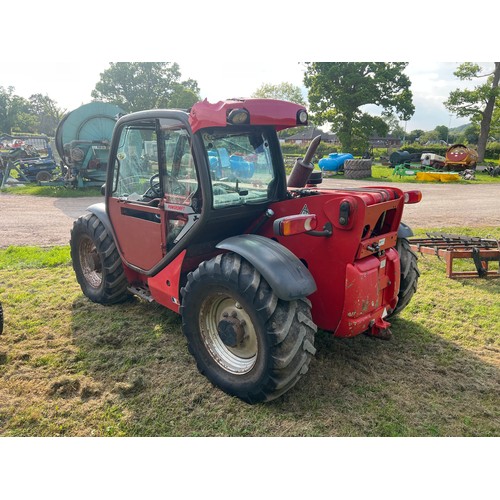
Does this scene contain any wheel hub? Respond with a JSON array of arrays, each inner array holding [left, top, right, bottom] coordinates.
[[218, 311, 247, 348], [199, 295, 258, 374], [79, 236, 102, 288]]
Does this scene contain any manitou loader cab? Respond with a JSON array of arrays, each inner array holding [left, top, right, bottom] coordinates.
[[70, 98, 421, 403]]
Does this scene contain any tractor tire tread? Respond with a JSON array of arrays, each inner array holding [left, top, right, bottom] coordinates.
[[344, 168, 372, 179], [389, 238, 420, 317], [344, 159, 373, 170], [180, 253, 316, 403], [70, 213, 129, 305]]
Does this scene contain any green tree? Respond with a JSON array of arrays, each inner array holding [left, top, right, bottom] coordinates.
[[434, 125, 449, 142], [251, 82, 306, 105], [29, 93, 65, 136], [303, 62, 414, 152], [462, 124, 480, 144], [91, 62, 200, 112], [382, 113, 405, 138], [444, 62, 500, 161], [489, 101, 500, 139], [0, 86, 33, 134], [419, 130, 440, 144], [407, 129, 425, 143]]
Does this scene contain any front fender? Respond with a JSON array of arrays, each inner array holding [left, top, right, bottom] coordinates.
[[87, 202, 114, 237], [216, 234, 317, 301]]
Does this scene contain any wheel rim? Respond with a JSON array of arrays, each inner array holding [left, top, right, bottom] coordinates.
[[199, 293, 258, 374], [79, 235, 102, 289]]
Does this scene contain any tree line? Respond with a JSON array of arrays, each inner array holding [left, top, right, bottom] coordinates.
[[1, 62, 498, 161]]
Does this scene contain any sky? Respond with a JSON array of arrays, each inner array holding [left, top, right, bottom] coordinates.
[[2, 2, 497, 135], [2, 60, 494, 133]]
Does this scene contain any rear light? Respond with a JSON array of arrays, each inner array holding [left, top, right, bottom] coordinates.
[[273, 214, 317, 236], [403, 190, 422, 204]]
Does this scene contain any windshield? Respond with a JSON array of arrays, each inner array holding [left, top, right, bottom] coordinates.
[[201, 128, 275, 209]]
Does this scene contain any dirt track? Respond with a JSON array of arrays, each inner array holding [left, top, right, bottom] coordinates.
[[0, 179, 499, 248]]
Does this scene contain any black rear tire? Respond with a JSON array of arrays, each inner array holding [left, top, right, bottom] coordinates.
[[70, 213, 130, 304], [180, 253, 317, 403], [35, 170, 51, 183], [388, 238, 420, 317]]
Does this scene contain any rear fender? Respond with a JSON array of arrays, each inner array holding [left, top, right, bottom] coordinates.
[[216, 234, 317, 301], [398, 222, 414, 239]]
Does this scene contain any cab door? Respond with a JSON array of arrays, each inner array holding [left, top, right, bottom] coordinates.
[[107, 117, 200, 273], [107, 118, 166, 272]]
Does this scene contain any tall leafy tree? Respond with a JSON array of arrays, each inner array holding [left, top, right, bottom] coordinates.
[[29, 93, 65, 136], [91, 62, 200, 112], [252, 82, 306, 105], [0, 86, 34, 134], [407, 129, 425, 144], [490, 103, 500, 140], [382, 113, 405, 138], [434, 125, 449, 142], [303, 62, 414, 152], [444, 62, 500, 161], [462, 124, 480, 145]]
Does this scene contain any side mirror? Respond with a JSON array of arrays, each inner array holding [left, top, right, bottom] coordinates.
[[101, 183, 106, 196]]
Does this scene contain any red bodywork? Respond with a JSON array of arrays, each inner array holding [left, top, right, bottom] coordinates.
[[259, 187, 404, 336], [119, 184, 408, 337], [189, 98, 305, 133], [108, 98, 420, 339]]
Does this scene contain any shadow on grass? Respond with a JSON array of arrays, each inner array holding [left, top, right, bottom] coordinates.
[[70, 296, 500, 437]]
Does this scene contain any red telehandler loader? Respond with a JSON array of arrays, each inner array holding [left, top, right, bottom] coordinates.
[[70, 98, 421, 403]]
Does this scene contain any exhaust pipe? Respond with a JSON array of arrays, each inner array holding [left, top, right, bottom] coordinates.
[[287, 135, 322, 188]]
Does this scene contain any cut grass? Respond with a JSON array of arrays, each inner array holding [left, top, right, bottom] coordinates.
[[0, 227, 499, 436], [0, 246, 70, 270]]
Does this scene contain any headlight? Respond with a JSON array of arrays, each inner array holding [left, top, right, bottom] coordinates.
[[227, 108, 250, 125]]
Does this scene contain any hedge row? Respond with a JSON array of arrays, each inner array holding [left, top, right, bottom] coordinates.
[[281, 142, 343, 158]]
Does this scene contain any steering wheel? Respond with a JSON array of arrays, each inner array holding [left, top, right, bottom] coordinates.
[[148, 172, 187, 198], [149, 173, 162, 197]]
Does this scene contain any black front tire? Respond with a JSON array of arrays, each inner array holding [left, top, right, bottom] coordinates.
[[70, 213, 129, 304], [180, 253, 317, 404]]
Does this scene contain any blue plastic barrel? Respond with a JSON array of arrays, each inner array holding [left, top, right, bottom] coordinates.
[[318, 152, 354, 171]]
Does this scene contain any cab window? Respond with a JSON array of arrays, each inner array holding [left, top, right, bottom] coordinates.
[[201, 128, 275, 209], [113, 120, 158, 201], [112, 118, 199, 207]]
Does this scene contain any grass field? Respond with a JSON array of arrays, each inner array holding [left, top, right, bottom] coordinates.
[[0, 185, 102, 197], [1, 226, 499, 437]]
